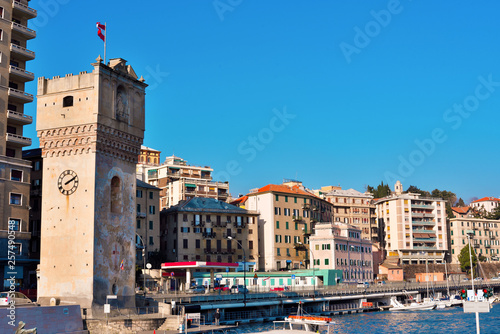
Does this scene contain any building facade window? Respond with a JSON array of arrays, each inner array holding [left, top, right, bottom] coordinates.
[[10, 169, 22, 182], [9, 193, 21, 205]]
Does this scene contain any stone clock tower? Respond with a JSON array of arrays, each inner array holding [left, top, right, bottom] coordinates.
[[36, 57, 147, 313]]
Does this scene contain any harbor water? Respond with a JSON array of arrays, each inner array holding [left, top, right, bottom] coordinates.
[[235, 304, 500, 334]]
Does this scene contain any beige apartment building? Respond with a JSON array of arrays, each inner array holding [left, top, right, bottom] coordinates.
[[375, 181, 448, 264], [160, 197, 259, 270], [449, 206, 500, 264], [136, 179, 161, 264], [138, 149, 230, 209], [233, 180, 334, 271], [0, 0, 36, 289], [309, 222, 374, 282], [317, 186, 378, 244]]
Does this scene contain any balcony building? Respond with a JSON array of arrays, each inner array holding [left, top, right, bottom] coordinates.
[[316, 186, 378, 244], [449, 206, 500, 264], [309, 222, 374, 282], [0, 0, 36, 290], [232, 180, 333, 271], [375, 181, 448, 265], [160, 197, 259, 271], [137, 149, 230, 209]]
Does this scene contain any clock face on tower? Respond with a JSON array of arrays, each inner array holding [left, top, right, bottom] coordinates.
[[58, 170, 79, 195]]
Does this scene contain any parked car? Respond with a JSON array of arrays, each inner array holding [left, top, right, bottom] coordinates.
[[0, 292, 35, 307], [491, 277, 500, 281], [377, 281, 386, 286], [270, 287, 286, 291], [189, 286, 206, 294], [474, 277, 483, 281], [231, 285, 248, 294], [357, 282, 369, 289], [214, 286, 230, 291]]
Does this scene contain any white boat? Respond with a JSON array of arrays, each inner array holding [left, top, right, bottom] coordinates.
[[388, 297, 436, 311], [261, 303, 336, 333]]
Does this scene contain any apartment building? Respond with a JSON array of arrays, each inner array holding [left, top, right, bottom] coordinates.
[[0, 0, 36, 290], [136, 179, 161, 264], [470, 197, 500, 215], [449, 206, 500, 264], [138, 151, 230, 209], [317, 186, 378, 244], [160, 197, 259, 270], [234, 180, 333, 271], [375, 181, 448, 264], [309, 222, 373, 282]]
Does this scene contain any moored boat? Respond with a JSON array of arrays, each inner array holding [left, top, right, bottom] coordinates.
[[388, 296, 436, 311]]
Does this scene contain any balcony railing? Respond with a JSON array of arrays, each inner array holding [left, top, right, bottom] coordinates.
[[191, 221, 204, 227], [11, 21, 36, 39], [411, 220, 435, 226], [473, 244, 480, 248], [137, 212, 146, 218], [9, 65, 34, 82], [411, 204, 434, 209], [6, 110, 32, 125], [10, 43, 35, 60], [6, 133, 31, 147], [8, 87, 34, 103], [13, 1, 37, 18], [223, 232, 236, 239], [484, 226, 490, 231], [485, 244, 491, 248], [302, 203, 310, 210], [202, 232, 216, 239], [292, 216, 302, 222]]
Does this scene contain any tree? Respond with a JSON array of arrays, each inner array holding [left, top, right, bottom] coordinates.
[[366, 181, 391, 198], [456, 198, 466, 207], [487, 205, 500, 220], [406, 185, 430, 197], [458, 245, 478, 275]]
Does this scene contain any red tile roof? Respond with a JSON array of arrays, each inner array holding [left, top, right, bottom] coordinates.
[[230, 195, 248, 206], [254, 184, 317, 197], [471, 197, 500, 203], [452, 206, 470, 214]]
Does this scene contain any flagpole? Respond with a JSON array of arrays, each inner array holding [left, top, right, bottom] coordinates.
[[104, 22, 107, 65]]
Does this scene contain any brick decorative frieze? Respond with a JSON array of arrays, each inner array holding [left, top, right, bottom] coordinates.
[[38, 123, 142, 162]]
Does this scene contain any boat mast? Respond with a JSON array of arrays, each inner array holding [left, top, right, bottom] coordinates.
[[445, 256, 450, 297]]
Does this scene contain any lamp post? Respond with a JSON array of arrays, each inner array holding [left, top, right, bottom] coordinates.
[[227, 236, 246, 304], [136, 234, 147, 297], [294, 242, 315, 296]]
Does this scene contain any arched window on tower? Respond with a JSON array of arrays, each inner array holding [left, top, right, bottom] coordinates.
[[63, 95, 74, 107], [111, 176, 122, 213]]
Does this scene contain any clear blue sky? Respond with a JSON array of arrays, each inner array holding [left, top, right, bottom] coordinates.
[[24, 0, 500, 203]]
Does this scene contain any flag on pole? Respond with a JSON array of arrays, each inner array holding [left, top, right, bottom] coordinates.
[[120, 259, 124, 271], [96, 22, 106, 41]]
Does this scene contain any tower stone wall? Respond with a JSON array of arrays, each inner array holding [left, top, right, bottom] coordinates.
[[36, 58, 147, 313]]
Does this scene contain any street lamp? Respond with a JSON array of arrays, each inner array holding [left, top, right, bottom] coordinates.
[[227, 236, 246, 304], [136, 234, 147, 297], [294, 242, 315, 296]]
